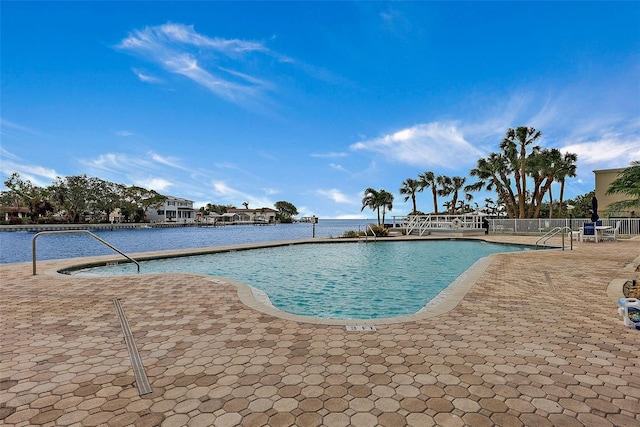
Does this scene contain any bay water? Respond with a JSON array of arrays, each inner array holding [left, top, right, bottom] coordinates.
[[0, 219, 374, 264]]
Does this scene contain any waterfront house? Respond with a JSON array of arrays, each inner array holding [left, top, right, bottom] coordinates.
[[146, 196, 197, 223], [226, 207, 278, 224], [0, 206, 30, 222]]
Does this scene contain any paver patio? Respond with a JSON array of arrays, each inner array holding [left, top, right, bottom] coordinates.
[[1, 235, 639, 426]]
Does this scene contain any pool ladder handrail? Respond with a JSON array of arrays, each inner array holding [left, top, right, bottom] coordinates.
[[32, 230, 140, 275], [365, 224, 377, 242], [535, 226, 573, 251]]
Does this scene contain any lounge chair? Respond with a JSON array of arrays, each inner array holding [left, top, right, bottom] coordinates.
[[602, 221, 620, 242], [581, 223, 596, 242]]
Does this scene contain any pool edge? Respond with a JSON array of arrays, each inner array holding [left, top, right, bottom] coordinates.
[[40, 236, 556, 325]]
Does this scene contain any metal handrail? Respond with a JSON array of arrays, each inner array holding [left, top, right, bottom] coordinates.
[[535, 226, 574, 251], [364, 224, 378, 242], [32, 230, 140, 275]]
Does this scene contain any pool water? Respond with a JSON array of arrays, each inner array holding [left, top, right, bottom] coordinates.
[[73, 240, 531, 320]]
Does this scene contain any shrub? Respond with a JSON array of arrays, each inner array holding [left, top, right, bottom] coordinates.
[[342, 230, 360, 238], [367, 225, 389, 237]]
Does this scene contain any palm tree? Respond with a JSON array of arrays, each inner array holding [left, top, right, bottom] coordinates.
[[500, 127, 542, 218], [242, 202, 249, 209], [399, 178, 422, 214], [528, 148, 562, 218], [448, 176, 467, 215], [468, 153, 517, 218], [379, 190, 394, 225], [361, 188, 382, 225], [606, 160, 640, 215], [361, 188, 394, 226], [437, 175, 453, 214], [418, 171, 439, 214], [556, 152, 578, 217]]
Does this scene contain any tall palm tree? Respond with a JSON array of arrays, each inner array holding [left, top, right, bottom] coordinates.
[[418, 171, 439, 214], [528, 148, 562, 218], [500, 126, 542, 218], [556, 152, 578, 217], [436, 175, 453, 214], [399, 178, 422, 214], [361, 188, 382, 225], [379, 190, 394, 225], [448, 176, 467, 215], [468, 153, 517, 218]]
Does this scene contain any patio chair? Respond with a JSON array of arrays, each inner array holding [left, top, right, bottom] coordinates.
[[581, 223, 596, 242], [602, 221, 620, 242]]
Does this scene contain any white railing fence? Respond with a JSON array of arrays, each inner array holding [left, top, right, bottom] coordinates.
[[490, 218, 640, 235], [389, 216, 640, 236]]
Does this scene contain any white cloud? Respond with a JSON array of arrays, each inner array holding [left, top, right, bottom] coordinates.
[[136, 177, 173, 191], [310, 152, 348, 158], [263, 187, 279, 196], [561, 137, 639, 166], [132, 68, 163, 84], [329, 163, 348, 172], [0, 159, 58, 187], [115, 130, 134, 137], [75, 151, 197, 192], [117, 23, 273, 105], [334, 213, 367, 220], [212, 181, 238, 196], [316, 188, 355, 205], [351, 122, 482, 169], [149, 151, 187, 170], [0, 119, 44, 137], [211, 181, 274, 208]]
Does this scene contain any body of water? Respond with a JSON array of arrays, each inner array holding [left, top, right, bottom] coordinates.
[[73, 240, 530, 320], [0, 219, 373, 264]]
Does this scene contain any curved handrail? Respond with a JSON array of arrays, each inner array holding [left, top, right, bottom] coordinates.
[[32, 230, 140, 275], [535, 226, 573, 251]]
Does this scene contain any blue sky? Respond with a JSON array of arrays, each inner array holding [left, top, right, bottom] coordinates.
[[2, 1, 639, 219]]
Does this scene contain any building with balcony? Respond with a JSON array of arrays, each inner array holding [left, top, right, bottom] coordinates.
[[146, 196, 196, 223]]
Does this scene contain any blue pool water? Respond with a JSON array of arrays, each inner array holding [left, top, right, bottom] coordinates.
[[73, 240, 531, 320]]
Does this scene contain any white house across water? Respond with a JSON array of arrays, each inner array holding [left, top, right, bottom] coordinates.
[[146, 196, 197, 223]]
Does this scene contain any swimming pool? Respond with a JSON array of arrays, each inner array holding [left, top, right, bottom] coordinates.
[[72, 240, 531, 320]]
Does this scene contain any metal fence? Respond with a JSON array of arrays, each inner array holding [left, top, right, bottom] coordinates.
[[489, 218, 640, 235]]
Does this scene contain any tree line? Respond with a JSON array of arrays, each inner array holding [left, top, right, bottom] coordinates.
[[1, 173, 302, 225], [362, 126, 582, 224], [198, 200, 299, 223], [1, 173, 167, 224]]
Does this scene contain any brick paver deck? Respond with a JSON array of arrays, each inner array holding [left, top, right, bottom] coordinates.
[[1, 235, 639, 426]]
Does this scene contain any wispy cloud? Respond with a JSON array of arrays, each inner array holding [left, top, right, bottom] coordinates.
[[132, 68, 163, 84], [0, 118, 47, 139], [561, 137, 639, 166], [351, 122, 482, 169], [211, 180, 274, 207], [76, 150, 200, 191], [316, 188, 356, 205], [0, 149, 59, 187], [310, 151, 348, 158], [329, 163, 348, 173], [137, 177, 173, 191], [116, 23, 276, 106], [115, 130, 134, 137], [149, 151, 188, 170]]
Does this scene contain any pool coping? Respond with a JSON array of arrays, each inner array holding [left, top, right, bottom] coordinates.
[[41, 236, 558, 326]]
